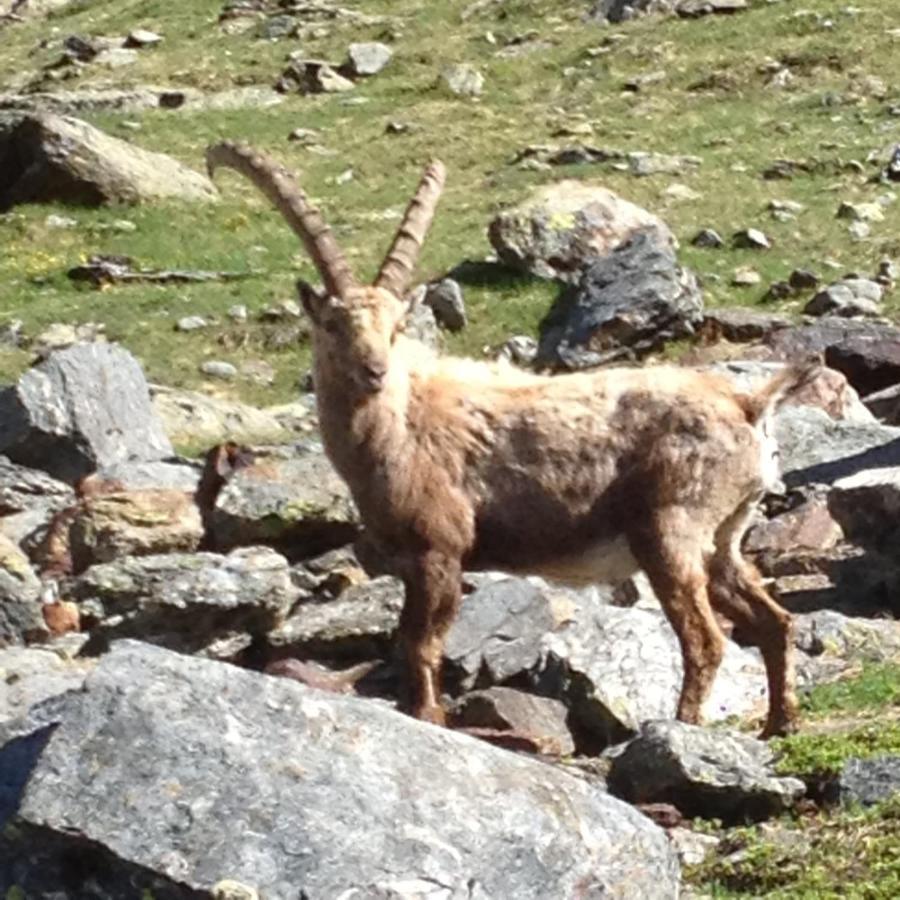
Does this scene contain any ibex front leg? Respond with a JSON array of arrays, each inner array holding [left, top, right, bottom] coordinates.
[[399, 550, 462, 725]]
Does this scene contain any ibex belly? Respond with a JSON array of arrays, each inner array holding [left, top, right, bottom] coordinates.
[[510, 535, 639, 587]]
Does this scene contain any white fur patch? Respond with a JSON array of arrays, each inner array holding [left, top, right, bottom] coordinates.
[[519, 535, 640, 587], [758, 416, 784, 493]]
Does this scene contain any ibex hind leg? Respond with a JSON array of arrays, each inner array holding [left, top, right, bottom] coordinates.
[[708, 500, 798, 738], [399, 551, 462, 725], [628, 510, 727, 725]]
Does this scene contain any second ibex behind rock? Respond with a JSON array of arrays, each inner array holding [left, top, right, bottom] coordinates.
[[207, 141, 818, 738]]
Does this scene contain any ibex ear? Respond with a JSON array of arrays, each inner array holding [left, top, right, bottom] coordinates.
[[297, 279, 325, 324]]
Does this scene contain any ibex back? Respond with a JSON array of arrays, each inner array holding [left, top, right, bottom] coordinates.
[[208, 141, 816, 738]]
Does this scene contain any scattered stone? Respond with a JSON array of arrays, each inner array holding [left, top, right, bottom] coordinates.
[[793, 610, 900, 674], [669, 827, 720, 867], [489, 181, 674, 282], [275, 59, 355, 94], [343, 42, 392, 77], [199, 360, 238, 380], [607, 721, 803, 823], [124, 28, 163, 47], [0, 534, 45, 646], [44, 213, 76, 229], [586, 0, 675, 23], [0, 344, 173, 484], [732, 266, 761, 286], [93, 459, 200, 492], [848, 221, 871, 241], [765, 318, 900, 365], [267, 575, 403, 659], [698, 310, 791, 344], [209, 444, 358, 560], [627, 152, 701, 177], [449, 687, 575, 756], [763, 280, 793, 302], [837, 756, 900, 806], [496, 335, 538, 367], [68, 254, 253, 288], [804, 278, 884, 318], [440, 64, 484, 97], [691, 228, 724, 248], [93, 47, 139, 68], [536, 229, 702, 370], [676, 0, 748, 16], [789, 269, 820, 291], [258, 13, 296, 39], [0, 112, 218, 209], [287, 126, 319, 143], [31, 322, 107, 357], [423, 278, 466, 331], [732, 228, 772, 250], [837, 201, 885, 223], [0, 641, 680, 897], [70, 547, 298, 657], [228, 303, 248, 321], [176, 315, 208, 332], [883, 144, 900, 182]]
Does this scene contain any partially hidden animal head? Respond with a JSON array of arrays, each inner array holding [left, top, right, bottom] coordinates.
[[205, 141, 445, 395]]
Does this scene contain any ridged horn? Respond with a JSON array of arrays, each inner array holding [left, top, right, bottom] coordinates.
[[205, 140, 356, 297], [374, 160, 446, 297]]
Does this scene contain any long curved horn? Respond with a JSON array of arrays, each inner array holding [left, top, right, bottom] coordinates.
[[206, 141, 356, 297], [374, 160, 446, 297]]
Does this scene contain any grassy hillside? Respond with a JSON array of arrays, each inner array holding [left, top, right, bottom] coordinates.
[[0, 0, 897, 401]]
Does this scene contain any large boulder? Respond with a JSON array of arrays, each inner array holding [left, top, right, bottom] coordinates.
[[0, 112, 218, 209], [774, 405, 900, 488], [536, 229, 703, 370], [607, 720, 804, 823], [0, 344, 174, 484], [0, 645, 90, 726], [488, 181, 674, 282], [824, 335, 900, 398], [69, 547, 299, 658], [1, 641, 681, 898], [209, 444, 358, 560]]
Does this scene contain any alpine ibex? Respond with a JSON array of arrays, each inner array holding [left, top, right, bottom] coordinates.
[[207, 141, 815, 738]]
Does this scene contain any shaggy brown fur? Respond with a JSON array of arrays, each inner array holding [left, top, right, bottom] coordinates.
[[208, 141, 819, 737]]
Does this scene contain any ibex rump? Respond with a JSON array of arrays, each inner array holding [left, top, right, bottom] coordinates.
[[208, 141, 813, 738]]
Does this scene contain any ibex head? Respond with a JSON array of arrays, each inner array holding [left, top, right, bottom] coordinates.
[[206, 142, 445, 394]]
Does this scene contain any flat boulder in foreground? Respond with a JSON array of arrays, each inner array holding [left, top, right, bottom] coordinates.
[[1, 641, 680, 899]]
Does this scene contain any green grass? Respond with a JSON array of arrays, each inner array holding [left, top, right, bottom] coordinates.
[[688, 664, 900, 898], [1, 0, 898, 403], [687, 796, 900, 899]]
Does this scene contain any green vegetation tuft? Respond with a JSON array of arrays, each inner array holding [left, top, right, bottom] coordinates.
[[774, 721, 900, 779]]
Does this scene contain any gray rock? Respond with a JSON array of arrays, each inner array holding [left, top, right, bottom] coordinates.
[[0, 344, 173, 484], [1, 640, 680, 898], [732, 228, 771, 249], [827, 466, 900, 549], [765, 318, 900, 363], [125, 28, 163, 47], [0, 456, 74, 547], [210, 445, 358, 560], [0, 112, 218, 209], [627, 151, 701, 177], [0, 646, 90, 726], [449, 686, 576, 756], [258, 13, 296, 39], [440, 63, 484, 97], [536, 229, 703, 370], [497, 335, 538, 367], [93, 47, 139, 68], [405, 298, 441, 349], [541, 603, 768, 744], [275, 59, 354, 94], [444, 576, 562, 691], [95, 458, 201, 492], [775, 405, 900, 487], [699, 309, 791, 343], [677, 0, 748, 16], [344, 41, 392, 77], [488, 180, 674, 282], [267, 575, 403, 658], [793, 610, 900, 670], [608, 720, 804, 822], [0, 536, 45, 646], [586, 0, 675, 23], [200, 360, 238, 379], [825, 334, 900, 398], [838, 756, 900, 806], [691, 228, 724, 248], [423, 278, 467, 331], [176, 315, 208, 331], [69, 547, 299, 658], [805, 278, 884, 318]]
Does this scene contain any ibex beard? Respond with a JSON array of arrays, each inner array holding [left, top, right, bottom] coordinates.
[[208, 140, 817, 739]]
